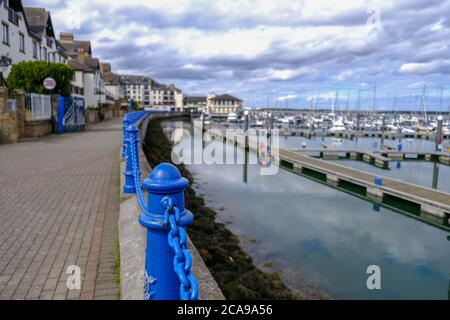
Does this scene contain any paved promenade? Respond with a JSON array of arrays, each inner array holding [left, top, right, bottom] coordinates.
[[0, 119, 122, 300]]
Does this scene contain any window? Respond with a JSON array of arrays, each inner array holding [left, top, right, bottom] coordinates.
[[2, 22, 9, 45], [7, 7, 19, 26], [46, 37, 52, 48], [32, 41, 37, 58], [19, 33, 25, 53], [43, 47, 47, 61]]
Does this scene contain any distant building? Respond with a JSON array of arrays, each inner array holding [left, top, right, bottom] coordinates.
[[120, 75, 152, 107], [104, 72, 124, 101], [151, 81, 184, 111], [184, 96, 207, 113], [59, 32, 92, 58], [207, 93, 242, 117]]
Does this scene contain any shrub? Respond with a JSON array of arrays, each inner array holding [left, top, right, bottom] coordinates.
[[6, 61, 74, 96]]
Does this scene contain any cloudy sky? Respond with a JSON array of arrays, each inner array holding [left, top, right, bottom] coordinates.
[[25, 0, 450, 111]]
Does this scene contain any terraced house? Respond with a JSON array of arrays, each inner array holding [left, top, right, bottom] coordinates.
[[0, 0, 66, 76], [59, 32, 110, 109]]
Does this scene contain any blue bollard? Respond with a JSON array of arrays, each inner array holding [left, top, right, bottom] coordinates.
[[122, 116, 130, 159], [397, 143, 402, 152], [139, 163, 194, 300], [374, 177, 383, 186], [123, 124, 139, 194]]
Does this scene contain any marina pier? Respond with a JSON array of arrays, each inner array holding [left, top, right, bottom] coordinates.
[[194, 120, 450, 229]]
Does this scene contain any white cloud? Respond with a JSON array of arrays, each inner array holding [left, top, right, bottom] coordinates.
[[276, 94, 298, 101], [26, 0, 450, 108], [399, 59, 450, 75]]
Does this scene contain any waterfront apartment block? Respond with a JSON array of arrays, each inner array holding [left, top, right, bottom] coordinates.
[[121, 75, 152, 107], [121, 75, 184, 110], [151, 81, 183, 111]]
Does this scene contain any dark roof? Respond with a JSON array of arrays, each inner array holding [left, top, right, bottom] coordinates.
[[23, 7, 55, 39], [211, 94, 242, 102], [82, 57, 100, 70], [184, 96, 206, 103], [120, 75, 152, 85], [68, 59, 94, 72], [153, 82, 181, 92], [59, 41, 92, 57], [56, 40, 69, 57], [104, 72, 122, 85]]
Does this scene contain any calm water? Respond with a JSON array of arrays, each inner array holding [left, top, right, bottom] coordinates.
[[163, 120, 450, 300]]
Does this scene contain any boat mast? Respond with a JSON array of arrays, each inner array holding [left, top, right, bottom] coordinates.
[[420, 84, 427, 124], [346, 89, 350, 115], [357, 85, 361, 112], [371, 82, 377, 116]]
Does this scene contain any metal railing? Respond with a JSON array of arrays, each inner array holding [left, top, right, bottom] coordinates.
[[25, 93, 52, 120], [122, 111, 199, 300]]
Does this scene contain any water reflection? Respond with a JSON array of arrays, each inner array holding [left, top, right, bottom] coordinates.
[[433, 163, 440, 190], [163, 120, 450, 299]]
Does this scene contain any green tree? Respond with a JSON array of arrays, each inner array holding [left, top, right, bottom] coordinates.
[[131, 99, 144, 111], [6, 61, 74, 96]]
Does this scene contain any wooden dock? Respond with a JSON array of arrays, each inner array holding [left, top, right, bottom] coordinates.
[[291, 148, 450, 167], [194, 121, 450, 228], [276, 148, 450, 227]]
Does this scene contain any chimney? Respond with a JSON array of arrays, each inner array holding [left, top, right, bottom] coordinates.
[[77, 48, 86, 63], [60, 32, 74, 42]]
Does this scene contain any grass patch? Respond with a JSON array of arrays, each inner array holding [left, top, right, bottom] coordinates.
[[114, 239, 121, 299]]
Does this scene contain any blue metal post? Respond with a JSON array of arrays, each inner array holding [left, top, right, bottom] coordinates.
[[123, 124, 138, 194], [122, 116, 130, 159], [139, 163, 194, 300], [374, 177, 383, 186], [129, 98, 133, 113]]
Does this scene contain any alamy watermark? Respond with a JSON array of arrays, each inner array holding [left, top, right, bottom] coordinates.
[[366, 265, 381, 290], [366, 4, 382, 33], [66, 265, 82, 290], [170, 127, 280, 176], [63, 1, 82, 30]]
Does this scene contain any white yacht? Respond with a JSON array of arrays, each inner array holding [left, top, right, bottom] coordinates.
[[329, 118, 347, 133], [227, 112, 239, 123]]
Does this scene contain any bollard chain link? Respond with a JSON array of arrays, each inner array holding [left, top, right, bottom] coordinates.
[[129, 129, 149, 213], [162, 196, 199, 300]]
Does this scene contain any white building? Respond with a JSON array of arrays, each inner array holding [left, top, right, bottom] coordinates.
[[104, 72, 124, 101], [59, 32, 108, 108], [0, 1, 66, 76], [120, 75, 152, 107], [151, 82, 184, 111], [207, 93, 242, 117], [23, 7, 67, 64]]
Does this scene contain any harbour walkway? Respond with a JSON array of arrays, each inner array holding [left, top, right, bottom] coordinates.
[[0, 119, 122, 300]]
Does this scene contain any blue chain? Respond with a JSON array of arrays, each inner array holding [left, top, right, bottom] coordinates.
[[129, 130, 149, 213], [162, 196, 199, 300]]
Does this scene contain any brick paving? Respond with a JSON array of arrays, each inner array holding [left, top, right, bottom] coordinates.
[[0, 120, 122, 300]]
